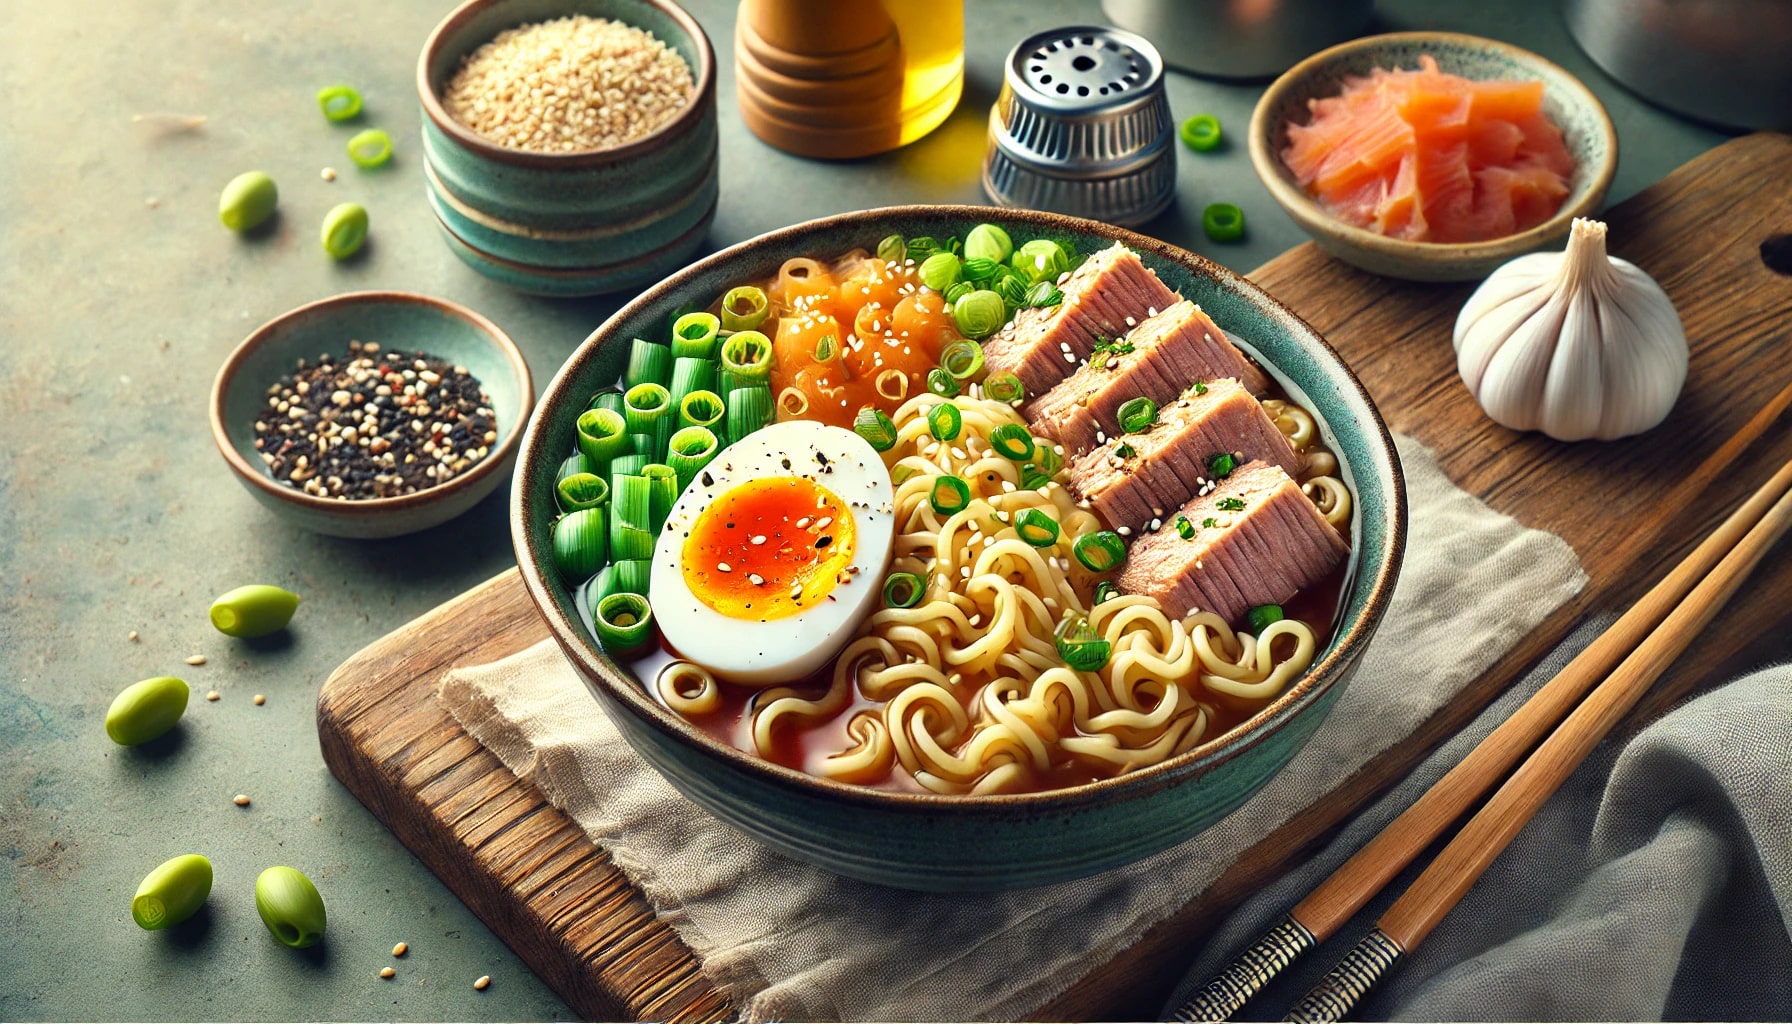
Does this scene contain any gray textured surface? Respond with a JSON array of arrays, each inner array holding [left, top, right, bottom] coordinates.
[[0, 0, 1724, 1019]]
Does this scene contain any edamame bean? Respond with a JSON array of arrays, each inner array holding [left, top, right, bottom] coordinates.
[[105, 676, 189, 746], [219, 171, 278, 232], [320, 202, 369, 260], [209, 584, 301, 638], [132, 854, 212, 930], [255, 865, 327, 948]]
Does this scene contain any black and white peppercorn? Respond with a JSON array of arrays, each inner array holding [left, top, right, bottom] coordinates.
[[252, 341, 498, 500]]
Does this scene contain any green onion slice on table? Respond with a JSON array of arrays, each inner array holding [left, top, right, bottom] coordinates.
[[316, 85, 363, 122], [1203, 202, 1246, 243], [346, 129, 393, 168], [1180, 114, 1222, 152]]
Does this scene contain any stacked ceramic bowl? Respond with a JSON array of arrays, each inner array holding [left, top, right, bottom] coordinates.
[[418, 0, 720, 297]]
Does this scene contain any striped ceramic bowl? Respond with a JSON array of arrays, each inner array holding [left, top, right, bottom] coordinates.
[[418, 0, 719, 297], [512, 206, 1407, 890]]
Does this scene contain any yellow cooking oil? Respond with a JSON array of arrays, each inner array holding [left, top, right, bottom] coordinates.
[[884, 0, 964, 145]]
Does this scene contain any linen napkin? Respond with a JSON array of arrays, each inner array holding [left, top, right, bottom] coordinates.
[[439, 434, 1586, 1022]]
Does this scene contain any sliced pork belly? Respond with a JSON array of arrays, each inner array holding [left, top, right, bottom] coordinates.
[[982, 243, 1179, 396], [1027, 300, 1272, 453], [1065, 378, 1302, 531], [1117, 461, 1347, 625]]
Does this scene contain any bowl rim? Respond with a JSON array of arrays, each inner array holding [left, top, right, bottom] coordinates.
[[1249, 30, 1619, 259], [512, 204, 1408, 812], [210, 289, 535, 518], [416, 0, 717, 170]]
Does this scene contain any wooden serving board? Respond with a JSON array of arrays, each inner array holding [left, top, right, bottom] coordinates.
[[319, 133, 1792, 1023]]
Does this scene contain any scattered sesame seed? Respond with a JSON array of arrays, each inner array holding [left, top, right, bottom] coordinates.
[[474, 976, 491, 991], [206, 690, 221, 702], [393, 942, 408, 957], [750, 534, 767, 545], [747, 573, 765, 586], [380, 968, 396, 979], [185, 654, 207, 666], [716, 562, 732, 573], [321, 167, 337, 181], [127, 630, 139, 642], [253, 694, 266, 705], [233, 794, 251, 806], [1118, 526, 1133, 536]]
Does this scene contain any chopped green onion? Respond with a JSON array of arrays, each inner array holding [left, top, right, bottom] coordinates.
[[1202, 517, 1217, 528], [347, 128, 393, 168], [725, 384, 773, 443], [929, 475, 971, 515], [1175, 514, 1196, 540], [667, 426, 719, 490], [642, 464, 678, 529], [132, 854, 212, 930], [106, 676, 189, 747], [1025, 281, 1064, 307], [678, 389, 726, 432], [988, 424, 1035, 461], [926, 367, 960, 397], [1093, 580, 1119, 605], [671, 312, 721, 360], [320, 202, 368, 259], [208, 584, 300, 638], [891, 463, 921, 487], [628, 431, 656, 459], [576, 408, 631, 465], [610, 477, 655, 560], [623, 382, 671, 435], [669, 357, 716, 407], [877, 234, 907, 263], [905, 235, 944, 262], [588, 390, 626, 417], [553, 508, 608, 580], [853, 407, 898, 452], [927, 401, 963, 440], [1030, 443, 1063, 478], [719, 330, 773, 388], [625, 339, 672, 389], [1020, 468, 1054, 490], [1015, 508, 1061, 547], [609, 453, 649, 480], [994, 274, 1029, 310], [1114, 442, 1137, 458], [982, 371, 1024, 405], [610, 559, 652, 598], [594, 593, 654, 653], [919, 252, 962, 293], [1054, 611, 1111, 672], [813, 332, 840, 364], [557, 472, 609, 512], [964, 223, 1014, 264], [316, 85, 362, 122], [1217, 496, 1246, 512], [944, 281, 974, 305], [952, 289, 1007, 339], [1012, 239, 1069, 283], [1207, 452, 1238, 478], [1073, 530, 1126, 572], [1247, 604, 1285, 633], [1118, 397, 1158, 433], [883, 572, 925, 609], [1180, 114, 1223, 152], [254, 866, 326, 949], [1193, 380, 1209, 396], [720, 287, 770, 333], [1203, 202, 1246, 243], [940, 339, 985, 381]]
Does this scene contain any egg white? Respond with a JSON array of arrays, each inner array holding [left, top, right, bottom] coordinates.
[[649, 420, 895, 686]]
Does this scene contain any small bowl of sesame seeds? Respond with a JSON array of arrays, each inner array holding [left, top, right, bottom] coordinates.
[[210, 291, 534, 539], [418, 0, 718, 297]]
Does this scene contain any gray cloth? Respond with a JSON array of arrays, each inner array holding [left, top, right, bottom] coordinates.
[[1163, 628, 1792, 1022]]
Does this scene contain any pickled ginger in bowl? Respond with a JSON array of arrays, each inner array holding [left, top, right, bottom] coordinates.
[[512, 205, 1405, 890]]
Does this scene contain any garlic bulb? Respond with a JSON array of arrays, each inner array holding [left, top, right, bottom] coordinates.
[[1454, 218, 1687, 442]]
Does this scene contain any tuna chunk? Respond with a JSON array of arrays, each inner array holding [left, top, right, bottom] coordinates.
[[1027, 300, 1272, 453], [1117, 461, 1347, 625], [1065, 378, 1302, 531], [981, 243, 1179, 397]]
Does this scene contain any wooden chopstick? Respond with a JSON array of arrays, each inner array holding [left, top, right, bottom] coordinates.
[[1171, 378, 1792, 1023], [1284, 465, 1792, 1022]]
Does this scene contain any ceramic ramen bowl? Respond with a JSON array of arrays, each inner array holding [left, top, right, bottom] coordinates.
[[512, 206, 1406, 891]]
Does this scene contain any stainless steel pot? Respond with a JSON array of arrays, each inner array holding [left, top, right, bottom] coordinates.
[[1099, 0, 1375, 79], [1565, 0, 1792, 130]]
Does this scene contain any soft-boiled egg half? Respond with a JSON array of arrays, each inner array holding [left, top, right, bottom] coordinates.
[[650, 420, 894, 686]]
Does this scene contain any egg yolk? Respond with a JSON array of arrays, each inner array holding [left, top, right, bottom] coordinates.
[[681, 477, 857, 621]]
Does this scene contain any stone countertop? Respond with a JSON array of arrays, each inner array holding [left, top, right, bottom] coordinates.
[[0, 0, 1725, 1019]]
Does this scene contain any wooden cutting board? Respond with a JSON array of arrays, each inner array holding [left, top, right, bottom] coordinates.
[[318, 132, 1792, 1023]]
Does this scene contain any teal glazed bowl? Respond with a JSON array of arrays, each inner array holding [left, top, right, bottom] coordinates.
[[512, 207, 1406, 890], [418, 0, 718, 297], [211, 291, 533, 539], [1250, 31, 1617, 282]]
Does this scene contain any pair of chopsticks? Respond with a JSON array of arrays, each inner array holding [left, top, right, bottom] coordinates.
[[1174, 380, 1792, 1024]]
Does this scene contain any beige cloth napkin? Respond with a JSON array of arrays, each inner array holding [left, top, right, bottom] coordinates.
[[439, 435, 1585, 1022]]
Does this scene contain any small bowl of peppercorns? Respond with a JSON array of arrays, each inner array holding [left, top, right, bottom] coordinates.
[[210, 290, 534, 538]]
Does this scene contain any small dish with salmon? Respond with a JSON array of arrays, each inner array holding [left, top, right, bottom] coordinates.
[[1251, 31, 1617, 282]]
